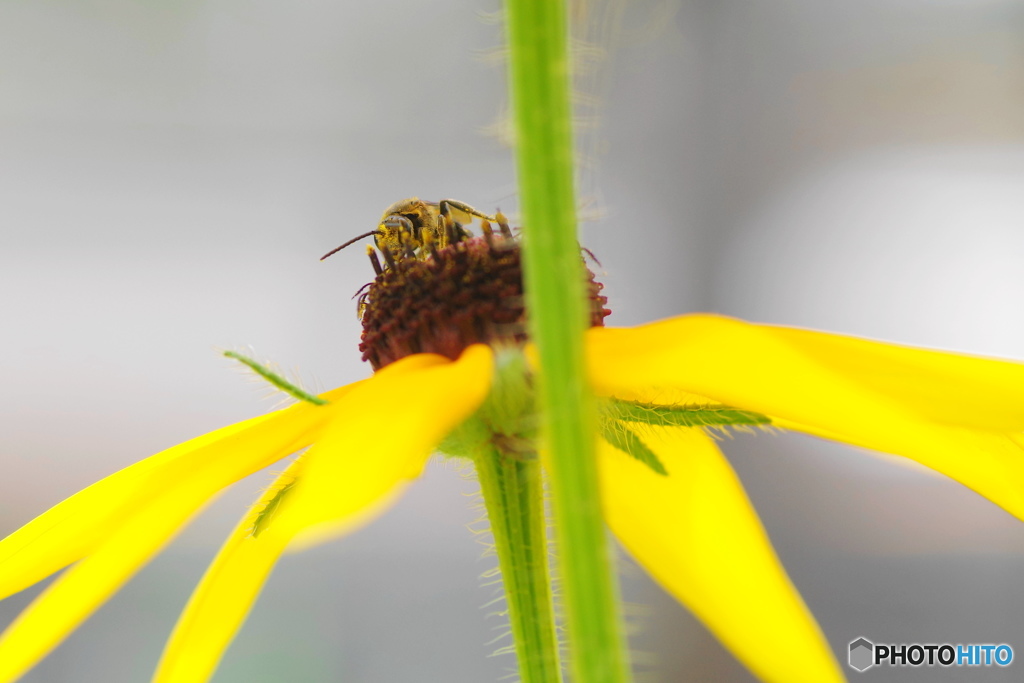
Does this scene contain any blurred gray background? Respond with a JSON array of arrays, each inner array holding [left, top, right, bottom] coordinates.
[[3, 0, 1024, 681]]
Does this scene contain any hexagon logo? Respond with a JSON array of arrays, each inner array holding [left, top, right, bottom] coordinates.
[[849, 637, 875, 672]]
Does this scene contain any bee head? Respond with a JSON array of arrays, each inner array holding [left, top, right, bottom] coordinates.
[[320, 198, 437, 262], [376, 197, 439, 253]]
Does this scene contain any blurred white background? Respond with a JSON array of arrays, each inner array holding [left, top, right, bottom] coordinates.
[[2, 0, 1024, 681]]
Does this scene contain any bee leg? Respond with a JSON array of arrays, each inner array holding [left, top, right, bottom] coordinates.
[[443, 214, 470, 244], [399, 230, 416, 259], [443, 215, 457, 244], [439, 199, 497, 225]]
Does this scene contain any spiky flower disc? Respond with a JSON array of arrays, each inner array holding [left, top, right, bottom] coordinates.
[[359, 235, 610, 370]]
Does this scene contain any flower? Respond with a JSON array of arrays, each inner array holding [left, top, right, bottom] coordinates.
[[2, 310, 1023, 683]]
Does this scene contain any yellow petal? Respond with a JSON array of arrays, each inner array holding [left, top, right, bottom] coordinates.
[[0, 385, 357, 602], [151, 347, 494, 683], [599, 427, 843, 683], [762, 323, 1024, 432], [0, 388, 355, 683], [151, 461, 302, 683], [588, 316, 1024, 520], [282, 344, 494, 548]]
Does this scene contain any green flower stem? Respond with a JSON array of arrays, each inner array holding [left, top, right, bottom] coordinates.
[[475, 448, 563, 683], [504, 1, 631, 682]]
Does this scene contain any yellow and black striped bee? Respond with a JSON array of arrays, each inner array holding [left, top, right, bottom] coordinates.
[[320, 197, 503, 263], [375, 197, 496, 253]]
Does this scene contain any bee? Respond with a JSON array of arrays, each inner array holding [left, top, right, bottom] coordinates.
[[320, 197, 503, 263], [376, 197, 497, 253]]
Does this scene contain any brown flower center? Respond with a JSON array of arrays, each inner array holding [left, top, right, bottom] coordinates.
[[358, 234, 610, 370]]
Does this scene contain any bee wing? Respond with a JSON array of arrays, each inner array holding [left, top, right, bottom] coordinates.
[[451, 209, 473, 226]]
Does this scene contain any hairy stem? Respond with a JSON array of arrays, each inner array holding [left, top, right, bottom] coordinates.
[[475, 449, 563, 683], [504, 0, 632, 681]]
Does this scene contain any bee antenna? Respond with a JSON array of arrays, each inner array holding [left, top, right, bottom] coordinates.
[[320, 230, 382, 261]]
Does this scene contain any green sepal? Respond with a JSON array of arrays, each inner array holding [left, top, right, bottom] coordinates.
[[224, 351, 327, 406], [250, 480, 294, 538], [604, 398, 770, 428], [599, 422, 668, 476], [438, 346, 536, 460]]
